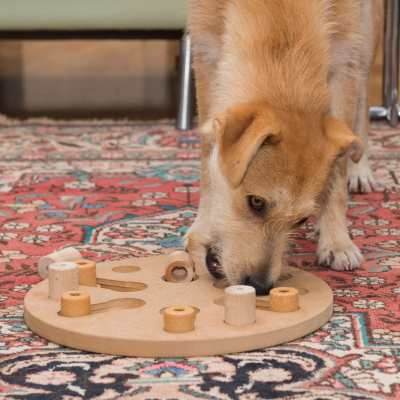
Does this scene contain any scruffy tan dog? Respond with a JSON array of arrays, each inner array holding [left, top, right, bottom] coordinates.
[[186, 0, 383, 293]]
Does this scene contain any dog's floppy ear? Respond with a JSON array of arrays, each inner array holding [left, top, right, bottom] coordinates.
[[324, 116, 364, 163], [214, 104, 281, 187]]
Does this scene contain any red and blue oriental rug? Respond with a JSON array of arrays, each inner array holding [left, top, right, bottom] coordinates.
[[0, 116, 399, 399]]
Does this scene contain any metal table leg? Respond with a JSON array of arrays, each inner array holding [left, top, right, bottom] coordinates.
[[176, 33, 193, 131], [370, 0, 400, 126]]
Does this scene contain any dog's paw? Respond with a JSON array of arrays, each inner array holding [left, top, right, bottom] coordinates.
[[317, 240, 363, 271], [348, 159, 382, 193]]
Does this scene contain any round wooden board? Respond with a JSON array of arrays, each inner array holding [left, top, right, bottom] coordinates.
[[24, 255, 333, 357]]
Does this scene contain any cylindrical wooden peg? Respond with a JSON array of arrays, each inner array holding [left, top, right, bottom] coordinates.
[[224, 285, 256, 326], [39, 247, 81, 279], [269, 287, 299, 312], [60, 291, 91, 317], [164, 251, 195, 283], [48, 262, 79, 301], [76, 259, 97, 287], [163, 305, 196, 333]]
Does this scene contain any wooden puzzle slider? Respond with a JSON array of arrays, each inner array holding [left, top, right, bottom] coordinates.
[[39, 247, 82, 279], [164, 251, 195, 283], [60, 290, 91, 317], [76, 259, 97, 287], [48, 261, 79, 301], [163, 305, 196, 333], [224, 285, 256, 326], [269, 287, 299, 312]]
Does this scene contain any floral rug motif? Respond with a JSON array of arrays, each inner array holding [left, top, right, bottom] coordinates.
[[0, 117, 399, 399]]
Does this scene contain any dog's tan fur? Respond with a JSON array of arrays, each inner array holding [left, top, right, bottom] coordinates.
[[186, 0, 383, 288]]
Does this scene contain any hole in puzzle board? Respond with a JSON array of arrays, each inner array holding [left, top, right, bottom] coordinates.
[[58, 298, 146, 316], [277, 273, 293, 282], [213, 279, 230, 290], [112, 265, 140, 273], [214, 297, 224, 306], [162, 270, 199, 283], [90, 298, 145, 314], [97, 278, 147, 292]]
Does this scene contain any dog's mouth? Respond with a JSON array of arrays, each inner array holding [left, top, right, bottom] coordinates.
[[205, 248, 225, 279]]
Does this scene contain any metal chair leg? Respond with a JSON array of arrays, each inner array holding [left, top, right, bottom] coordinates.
[[176, 33, 193, 131], [370, 0, 400, 125]]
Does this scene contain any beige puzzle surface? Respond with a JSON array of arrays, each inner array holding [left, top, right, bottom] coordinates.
[[24, 254, 333, 357]]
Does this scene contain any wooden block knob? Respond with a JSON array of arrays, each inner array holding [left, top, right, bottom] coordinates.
[[269, 287, 299, 312], [163, 305, 196, 333], [164, 251, 195, 283], [224, 285, 256, 326], [76, 259, 97, 287], [60, 291, 91, 317], [39, 247, 81, 279], [48, 262, 79, 301]]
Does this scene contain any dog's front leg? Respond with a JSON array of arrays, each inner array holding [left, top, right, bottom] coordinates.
[[317, 158, 363, 271], [319, 49, 368, 270]]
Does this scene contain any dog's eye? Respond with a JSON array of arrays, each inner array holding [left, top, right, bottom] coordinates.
[[247, 195, 266, 216], [294, 217, 309, 228]]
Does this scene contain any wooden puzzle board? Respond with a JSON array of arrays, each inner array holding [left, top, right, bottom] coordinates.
[[24, 255, 333, 357]]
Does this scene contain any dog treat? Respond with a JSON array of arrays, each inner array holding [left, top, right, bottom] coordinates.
[[38, 247, 82, 279], [48, 262, 79, 301], [224, 285, 256, 326], [163, 305, 196, 333], [60, 290, 91, 317], [164, 251, 195, 283], [269, 287, 299, 312], [76, 259, 97, 287]]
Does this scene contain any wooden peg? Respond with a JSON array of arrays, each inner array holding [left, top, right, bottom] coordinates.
[[163, 305, 196, 333], [60, 290, 91, 317], [48, 262, 79, 301], [269, 287, 299, 312], [164, 251, 195, 283], [224, 285, 256, 326], [76, 259, 97, 287], [38, 247, 81, 279]]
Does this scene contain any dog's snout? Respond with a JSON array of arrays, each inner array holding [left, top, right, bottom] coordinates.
[[204, 245, 276, 295], [205, 248, 225, 279], [243, 275, 273, 296]]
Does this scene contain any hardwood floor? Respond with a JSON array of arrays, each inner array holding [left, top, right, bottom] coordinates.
[[0, 38, 392, 120], [0, 40, 179, 119]]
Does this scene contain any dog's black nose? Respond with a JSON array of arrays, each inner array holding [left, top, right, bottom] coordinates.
[[205, 248, 225, 279], [244, 276, 273, 296]]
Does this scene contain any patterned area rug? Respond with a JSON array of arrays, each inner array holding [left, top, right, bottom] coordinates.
[[0, 116, 399, 399]]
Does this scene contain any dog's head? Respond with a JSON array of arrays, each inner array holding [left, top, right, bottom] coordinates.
[[186, 102, 363, 293]]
